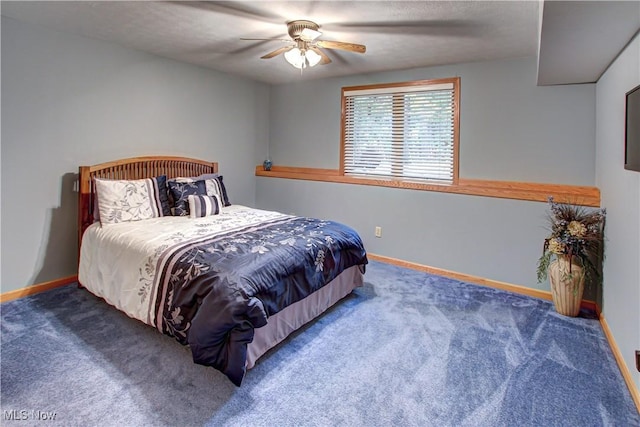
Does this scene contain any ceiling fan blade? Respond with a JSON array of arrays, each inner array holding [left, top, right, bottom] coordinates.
[[315, 40, 366, 54], [240, 38, 291, 42], [310, 47, 332, 65], [323, 20, 482, 37], [230, 39, 281, 55], [261, 46, 293, 59], [169, 1, 282, 23]]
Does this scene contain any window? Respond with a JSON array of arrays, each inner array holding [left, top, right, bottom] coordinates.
[[340, 77, 459, 184]]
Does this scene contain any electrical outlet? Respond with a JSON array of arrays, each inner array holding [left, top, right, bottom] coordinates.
[[636, 350, 640, 372], [375, 226, 382, 238]]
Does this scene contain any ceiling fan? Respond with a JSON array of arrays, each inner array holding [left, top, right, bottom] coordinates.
[[242, 20, 366, 69]]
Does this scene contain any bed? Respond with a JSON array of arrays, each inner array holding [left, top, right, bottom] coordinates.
[[77, 156, 367, 386]]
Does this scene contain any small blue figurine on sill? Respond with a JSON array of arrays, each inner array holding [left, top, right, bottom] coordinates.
[[263, 158, 272, 171]]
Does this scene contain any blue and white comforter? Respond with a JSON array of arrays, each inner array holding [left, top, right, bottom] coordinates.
[[78, 206, 367, 385]]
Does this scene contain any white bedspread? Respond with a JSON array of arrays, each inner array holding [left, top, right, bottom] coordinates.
[[78, 205, 289, 326]]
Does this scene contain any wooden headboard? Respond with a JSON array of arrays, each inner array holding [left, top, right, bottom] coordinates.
[[78, 156, 218, 249]]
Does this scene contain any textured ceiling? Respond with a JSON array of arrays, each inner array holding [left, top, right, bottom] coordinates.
[[3, 1, 637, 85], [1, 1, 540, 84]]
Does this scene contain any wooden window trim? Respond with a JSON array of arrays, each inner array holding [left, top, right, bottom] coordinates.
[[340, 77, 460, 184]]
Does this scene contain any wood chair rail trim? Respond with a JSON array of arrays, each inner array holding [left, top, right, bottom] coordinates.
[[255, 165, 600, 206]]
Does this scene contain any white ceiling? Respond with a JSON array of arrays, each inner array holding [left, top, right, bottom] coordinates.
[[1, 1, 638, 85]]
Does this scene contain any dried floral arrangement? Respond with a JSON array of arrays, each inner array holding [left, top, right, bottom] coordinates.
[[536, 197, 606, 285]]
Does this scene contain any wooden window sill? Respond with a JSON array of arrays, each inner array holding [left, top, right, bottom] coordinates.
[[255, 165, 600, 207]]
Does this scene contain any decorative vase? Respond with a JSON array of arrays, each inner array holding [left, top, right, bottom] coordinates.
[[548, 255, 585, 317], [263, 158, 272, 171]]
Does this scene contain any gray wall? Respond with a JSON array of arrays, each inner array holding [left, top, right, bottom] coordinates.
[[258, 57, 597, 294], [269, 57, 596, 185], [1, 17, 270, 292], [595, 33, 640, 389]]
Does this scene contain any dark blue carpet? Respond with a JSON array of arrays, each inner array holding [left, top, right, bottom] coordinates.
[[1, 261, 638, 426]]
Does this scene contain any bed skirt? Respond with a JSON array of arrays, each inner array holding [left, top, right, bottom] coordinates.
[[247, 264, 364, 368]]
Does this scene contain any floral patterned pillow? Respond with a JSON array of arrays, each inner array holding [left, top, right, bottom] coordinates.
[[170, 175, 231, 207], [168, 180, 207, 216], [95, 176, 171, 225]]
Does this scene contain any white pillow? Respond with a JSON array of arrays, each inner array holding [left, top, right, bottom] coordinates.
[[95, 177, 168, 225]]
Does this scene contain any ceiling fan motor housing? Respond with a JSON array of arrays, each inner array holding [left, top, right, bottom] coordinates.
[[287, 20, 320, 40]]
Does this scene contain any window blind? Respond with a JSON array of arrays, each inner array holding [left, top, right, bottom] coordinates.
[[342, 80, 457, 184]]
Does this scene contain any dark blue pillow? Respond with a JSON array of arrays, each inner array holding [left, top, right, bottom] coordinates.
[[173, 174, 231, 207], [168, 180, 206, 216], [209, 175, 231, 207], [153, 175, 172, 217]]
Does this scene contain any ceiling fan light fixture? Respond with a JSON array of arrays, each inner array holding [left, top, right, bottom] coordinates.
[[305, 49, 322, 67], [300, 27, 322, 41], [284, 47, 321, 69], [284, 47, 305, 69]]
